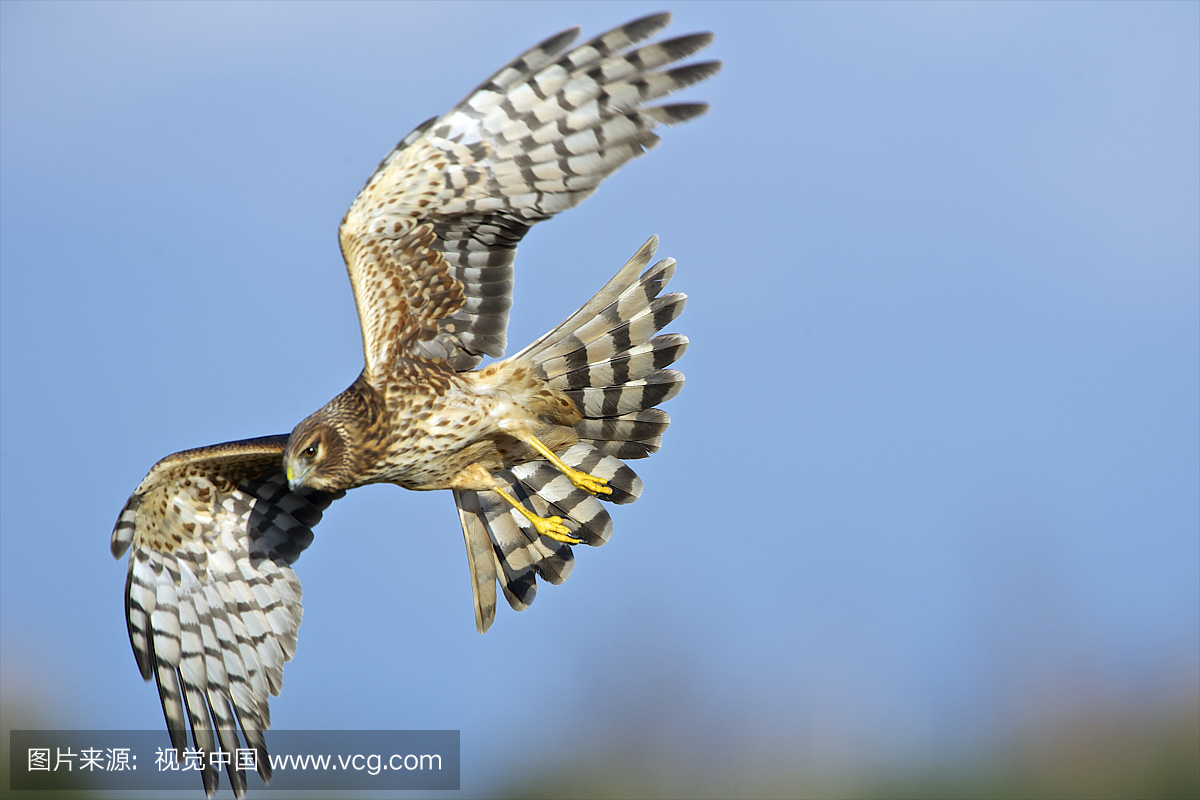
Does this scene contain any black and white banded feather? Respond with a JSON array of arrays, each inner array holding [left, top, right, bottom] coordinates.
[[454, 236, 685, 632], [340, 12, 718, 373], [114, 16, 714, 796], [111, 436, 342, 798]]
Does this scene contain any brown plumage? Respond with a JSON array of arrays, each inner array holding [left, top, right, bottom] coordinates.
[[113, 14, 713, 798], [282, 13, 716, 629]]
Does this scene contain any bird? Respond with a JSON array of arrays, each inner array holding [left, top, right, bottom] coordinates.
[[110, 437, 340, 797], [111, 13, 717, 798]]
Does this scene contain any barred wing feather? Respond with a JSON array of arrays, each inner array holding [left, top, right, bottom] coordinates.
[[338, 12, 719, 375], [110, 436, 342, 798]]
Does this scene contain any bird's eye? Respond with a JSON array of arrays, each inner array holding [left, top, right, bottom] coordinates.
[[304, 444, 318, 458]]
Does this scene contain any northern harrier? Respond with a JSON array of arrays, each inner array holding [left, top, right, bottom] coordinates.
[[112, 13, 717, 797]]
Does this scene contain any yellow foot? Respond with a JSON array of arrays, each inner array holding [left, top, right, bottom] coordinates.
[[489, 483, 582, 544], [515, 430, 613, 496], [561, 465, 613, 496], [526, 512, 581, 545]]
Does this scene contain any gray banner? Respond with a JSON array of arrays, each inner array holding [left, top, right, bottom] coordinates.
[[10, 729, 460, 791]]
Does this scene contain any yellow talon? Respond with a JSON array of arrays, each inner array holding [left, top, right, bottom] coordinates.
[[562, 465, 613, 496], [490, 484, 581, 544], [528, 513, 580, 544], [517, 431, 613, 496]]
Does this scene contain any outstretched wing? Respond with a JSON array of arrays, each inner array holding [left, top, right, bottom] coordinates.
[[339, 12, 719, 376], [110, 436, 342, 798]]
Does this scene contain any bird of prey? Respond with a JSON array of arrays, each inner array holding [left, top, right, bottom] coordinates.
[[111, 13, 717, 798]]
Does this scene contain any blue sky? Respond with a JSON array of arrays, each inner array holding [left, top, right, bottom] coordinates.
[[2, 1, 1197, 795]]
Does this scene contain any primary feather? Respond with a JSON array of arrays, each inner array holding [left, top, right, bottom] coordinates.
[[112, 437, 341, 797]]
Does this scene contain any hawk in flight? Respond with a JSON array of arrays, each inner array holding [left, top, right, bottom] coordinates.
[[111, 13, 717, 797]]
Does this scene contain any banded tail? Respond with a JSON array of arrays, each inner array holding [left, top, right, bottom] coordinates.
[[454, 236, 686, 632]]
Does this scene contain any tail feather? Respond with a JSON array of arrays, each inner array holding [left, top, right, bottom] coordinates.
[[566, 368, 685, 417], [517, 244, 676, 366], [512, 262, 648, 364], [454, 490, 500, 633], [456, 236, 683, 632], [555, 442, 644, 505], [548, 290, 686, 373], [509, 461, 615, 545], [458, 458, 615, 632], [575, 408, 670, 459], [553, 333, 689, 390], [471, 483, 541, 611]]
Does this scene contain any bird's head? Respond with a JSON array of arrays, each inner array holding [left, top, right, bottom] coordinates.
[[284, 413, 351, 493]]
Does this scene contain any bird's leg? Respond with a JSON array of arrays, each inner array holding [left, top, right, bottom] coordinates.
[[504, 426, 613, 497], [492, 487, 581, 544], [450, 463, 581, 544]]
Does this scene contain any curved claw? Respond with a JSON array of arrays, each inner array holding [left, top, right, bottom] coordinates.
[[564, 467, 613, 496], [531, 514, 581, 544], [478, 475, 583, 545], [509, 429, 615, 497]]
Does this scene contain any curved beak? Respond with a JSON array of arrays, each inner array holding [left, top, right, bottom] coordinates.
[[286, 463, 303, 493]]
